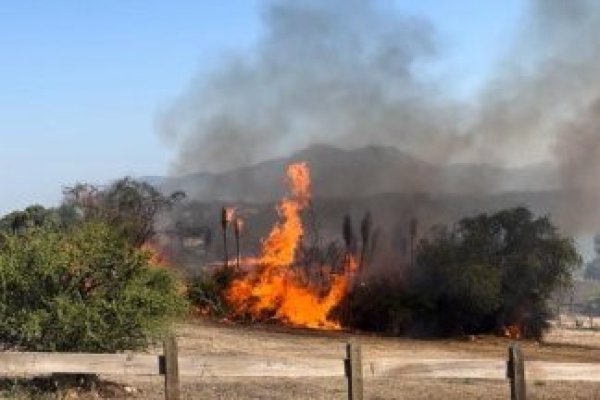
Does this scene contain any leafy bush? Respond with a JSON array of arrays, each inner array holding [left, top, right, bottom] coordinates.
[[342, 278, 414, 335], [188, 267, 239, 316], [0, 221, 187, 352]]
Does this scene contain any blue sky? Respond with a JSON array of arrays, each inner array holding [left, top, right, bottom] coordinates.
[[0, 0, 525, 214]]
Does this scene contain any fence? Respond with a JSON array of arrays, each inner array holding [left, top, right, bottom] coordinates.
[[0, 337, 598, 400]]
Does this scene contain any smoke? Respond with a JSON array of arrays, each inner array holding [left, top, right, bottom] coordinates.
[[467, 0, 600, 231], [159, 0, 600, 233], [158, 0, 465, 173], [450, 1, 591, 162]]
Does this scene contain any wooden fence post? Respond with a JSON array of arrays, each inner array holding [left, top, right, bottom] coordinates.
[[163, 335, 180, 400], [345, 342, 363, 400], [507, 342, 526, 400]]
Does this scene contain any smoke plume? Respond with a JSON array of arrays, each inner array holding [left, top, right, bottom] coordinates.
[[159, 0, 464, 172], [159, 0, 600, 233]]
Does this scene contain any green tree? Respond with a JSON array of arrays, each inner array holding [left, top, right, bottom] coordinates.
[[0, 205, 62, 234], [0, 221, 187, 352], [415, 207, 581, 338], [414, 226, 502, 335]]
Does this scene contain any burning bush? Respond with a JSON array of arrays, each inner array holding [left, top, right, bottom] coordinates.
[[0, 220, 187, 352], [201, 162, 359, 329]]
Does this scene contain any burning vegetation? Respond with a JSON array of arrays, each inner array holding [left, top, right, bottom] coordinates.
[[0, 163, 583, 341], [224, 162, 356, 329], [183, 162, 582, 339]]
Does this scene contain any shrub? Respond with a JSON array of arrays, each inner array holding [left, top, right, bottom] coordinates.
[[342, 278, 414, 335], [188, 267, 239, 316], [0, 221, 187, 352]]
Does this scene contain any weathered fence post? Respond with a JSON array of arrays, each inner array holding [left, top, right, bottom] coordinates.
[[345, 342, 363, 400], [163, 335, 180, 400], [507, 342, 526, 400]]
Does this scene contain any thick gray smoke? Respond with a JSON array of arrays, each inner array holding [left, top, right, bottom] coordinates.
[[159, 0, 464, 172], [159, 0, 600, 233]]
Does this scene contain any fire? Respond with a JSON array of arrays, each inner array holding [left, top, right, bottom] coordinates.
[[141, 242, 171, 268], [225, 162, 357, 329], [503, 324, 521, 340]]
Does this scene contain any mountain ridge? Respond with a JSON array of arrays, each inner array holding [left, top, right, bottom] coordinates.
[[147, 144, 559, 201]]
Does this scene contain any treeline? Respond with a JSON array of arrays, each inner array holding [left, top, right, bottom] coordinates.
[[0, 178, 187, 352]]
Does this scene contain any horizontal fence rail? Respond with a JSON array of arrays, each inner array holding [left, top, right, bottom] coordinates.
[[0, 338, 598, 399], [3, 354, 600, 381], [0, 352, 160, 376]]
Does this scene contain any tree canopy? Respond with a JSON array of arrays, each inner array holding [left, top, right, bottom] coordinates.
[[63, 177, 185, 246]]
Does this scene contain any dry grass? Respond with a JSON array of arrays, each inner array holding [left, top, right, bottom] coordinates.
[[98, 319, 600, 399], [123, 376, 600, 400], [544, 326, 600, 349]]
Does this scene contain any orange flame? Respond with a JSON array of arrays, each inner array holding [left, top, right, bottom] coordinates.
[[141, 242, 171, 268], [503, 324, 522, 340], [226, 162, 357, 329]]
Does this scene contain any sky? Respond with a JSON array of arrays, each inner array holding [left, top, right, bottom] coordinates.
[[0, 0, 526, 215]]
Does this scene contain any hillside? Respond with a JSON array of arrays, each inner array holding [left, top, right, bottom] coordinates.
[[150, 144, 559, 202]]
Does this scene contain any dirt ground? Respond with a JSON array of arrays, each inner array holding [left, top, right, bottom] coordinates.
[[101, 319, 600, 400]]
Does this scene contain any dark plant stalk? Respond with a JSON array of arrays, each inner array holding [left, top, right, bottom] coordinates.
[[221, 207, 228, 268]]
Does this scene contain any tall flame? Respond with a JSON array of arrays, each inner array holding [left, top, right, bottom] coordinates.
[[225, 162, 356, 329]]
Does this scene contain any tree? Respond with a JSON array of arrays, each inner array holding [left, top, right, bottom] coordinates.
[[414, 226, 502, 335], [0, 205, 61, 234], [415, 207, 581, 338], [0, 221, 187, 352], [63, 178, 184, 246]]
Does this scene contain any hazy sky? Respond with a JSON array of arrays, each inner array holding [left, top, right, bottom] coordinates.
[[0, 0, 525, 214]]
